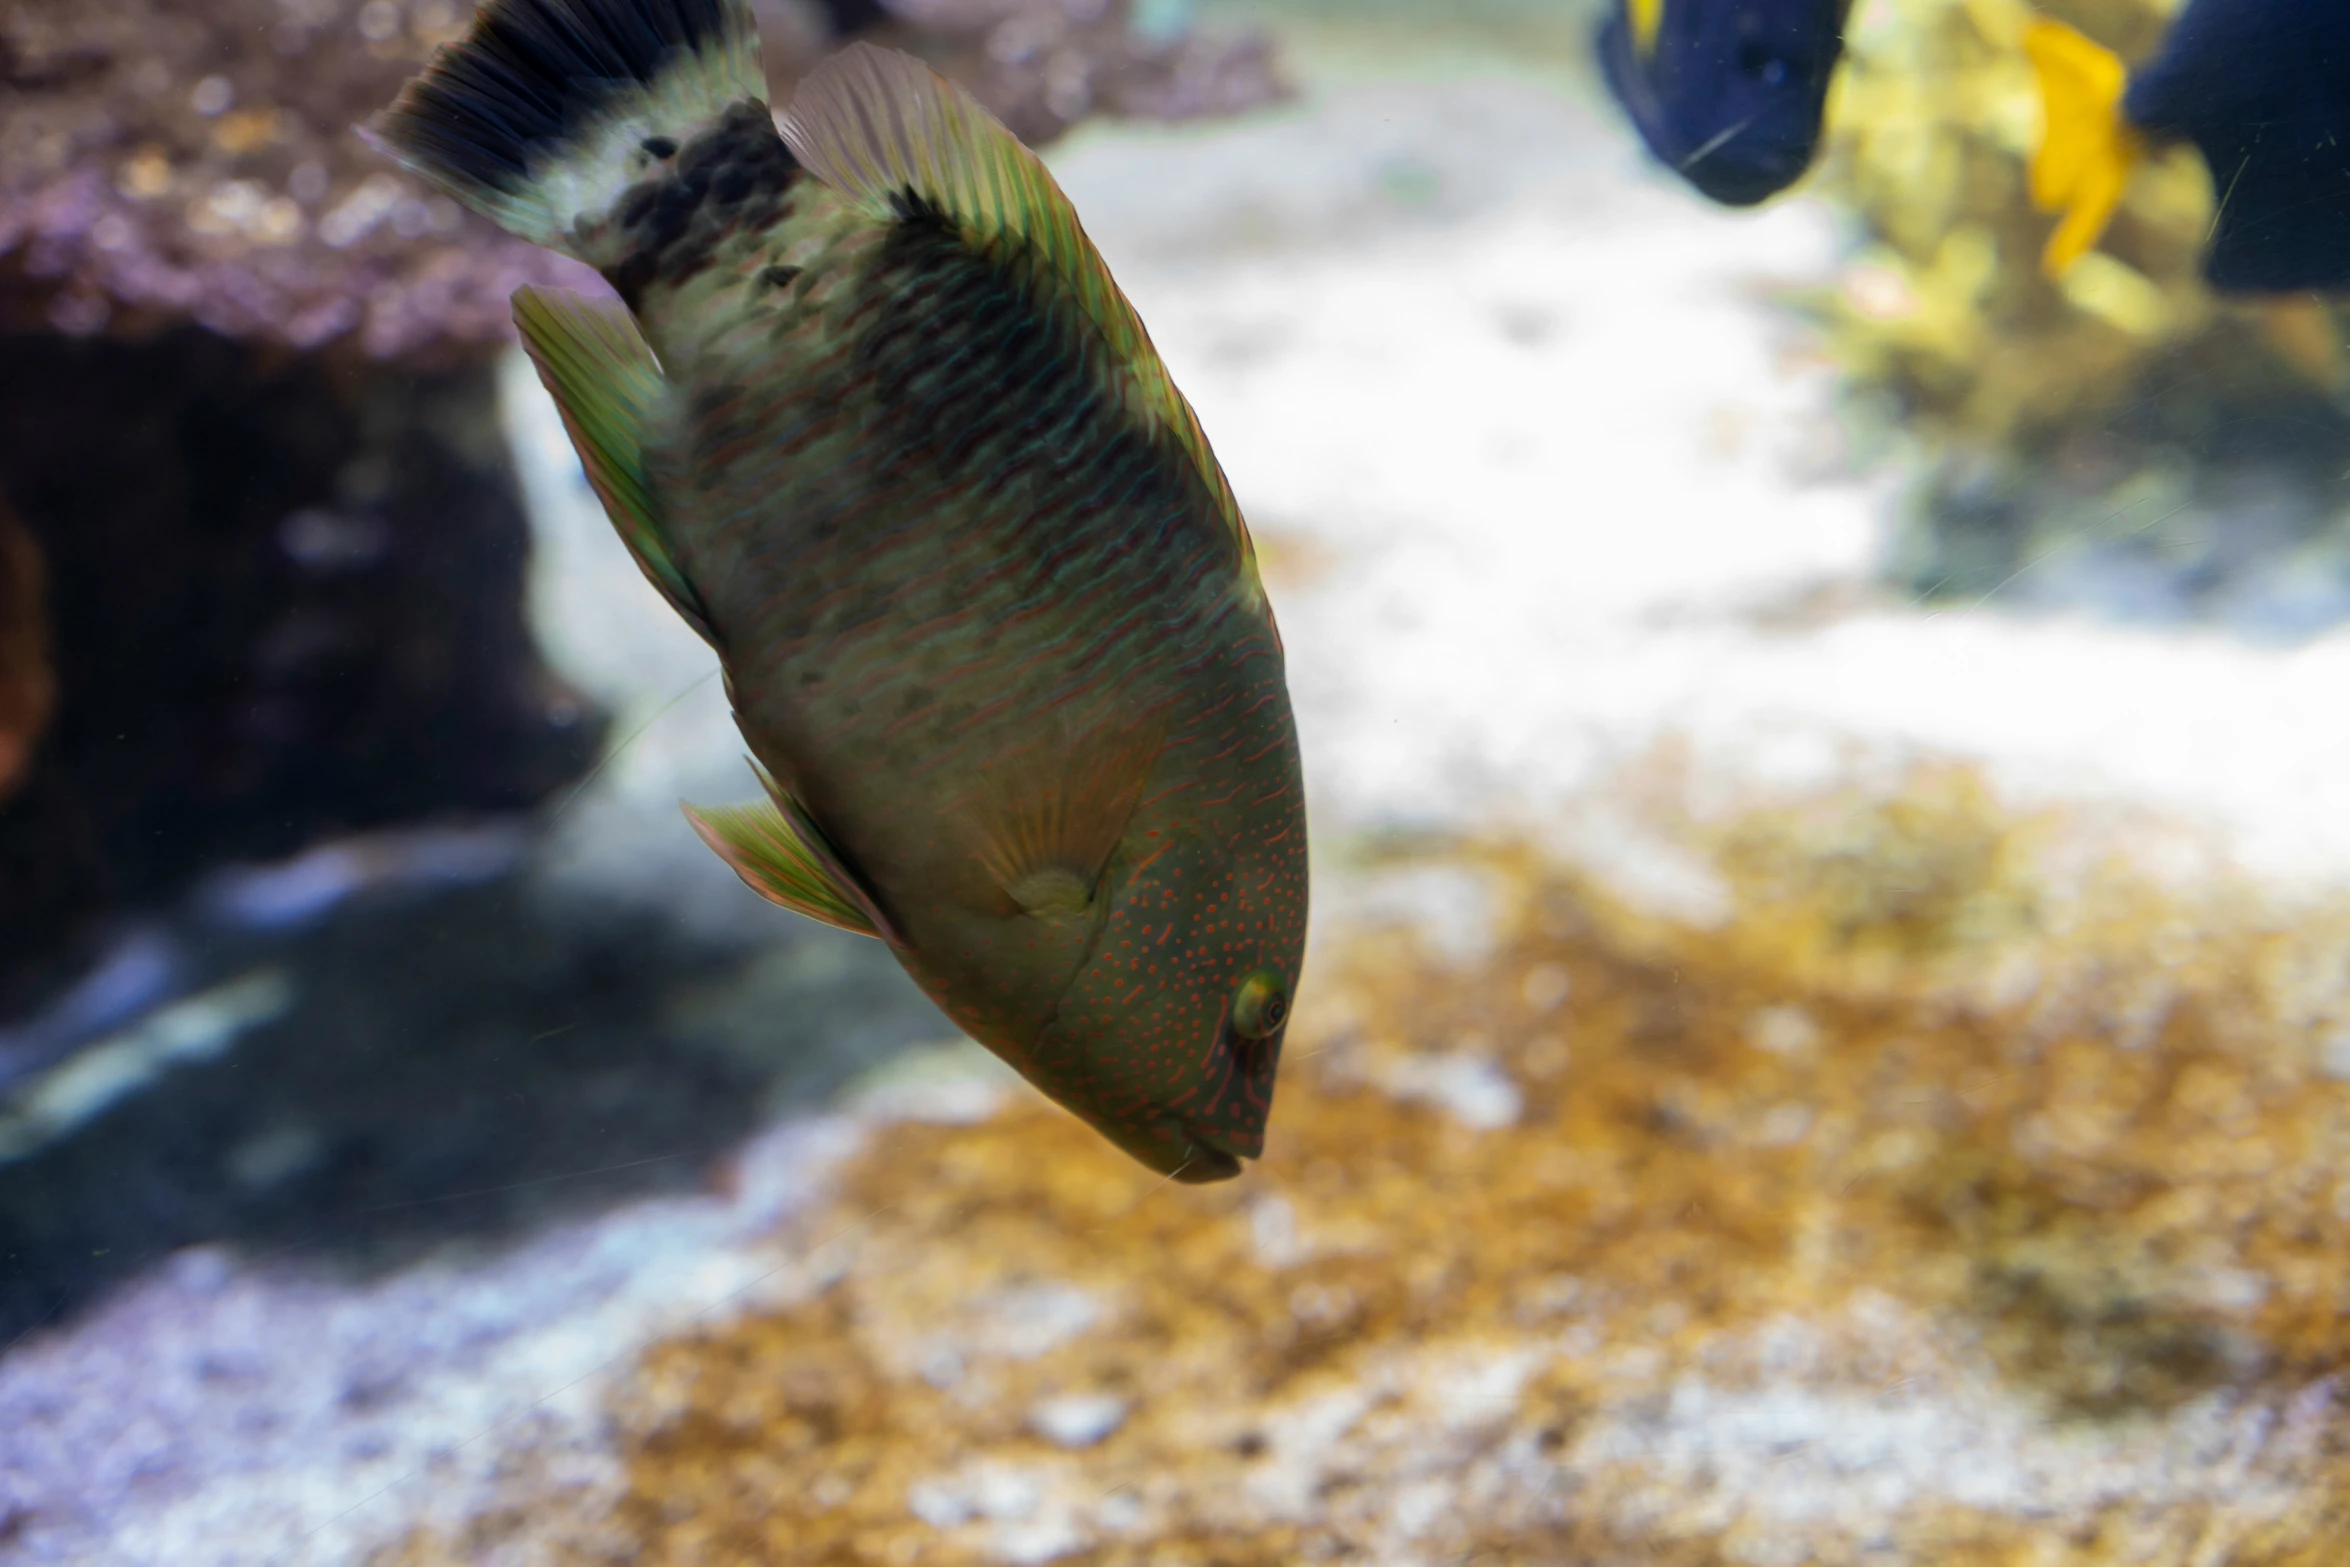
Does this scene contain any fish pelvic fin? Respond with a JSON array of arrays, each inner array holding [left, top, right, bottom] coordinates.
[[513, 286, 716, 643], [365, 0, 766, 253], [778, 43, 1265, 600], [2024, 17, 2142, 279], [685, 765, 893, 939], [959, 714, 1167, 921], [1627, 0, 1664, 61]]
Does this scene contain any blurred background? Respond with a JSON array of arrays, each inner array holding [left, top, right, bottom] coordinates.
[[9, 0, 2350, 1560]]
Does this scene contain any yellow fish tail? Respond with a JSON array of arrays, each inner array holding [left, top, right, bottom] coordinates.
[[1628, 0, 1665, 60], [2024, 16, 2142, 279]]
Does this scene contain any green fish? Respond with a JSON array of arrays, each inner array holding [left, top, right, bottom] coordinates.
[[369, 0, 1306, 1181]]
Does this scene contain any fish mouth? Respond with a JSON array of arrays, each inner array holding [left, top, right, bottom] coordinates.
[[1168, 1123, 1251, 1184], [1162, 1012, 1287, 1182]]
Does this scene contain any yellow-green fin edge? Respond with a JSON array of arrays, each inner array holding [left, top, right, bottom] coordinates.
[[683, 767, 890, 939], [512, 286, 716, 643], [778, 44, 1264, 599]]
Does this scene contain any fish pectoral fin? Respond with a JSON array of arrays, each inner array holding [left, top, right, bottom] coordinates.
[[683, 769, 891, 939], [2023, 18, 2142, 279], [777, 44, 1262, 594], [959, 715, 1167, 921], [512, 286, 716, 644], [1006, 868, 1094, 919]]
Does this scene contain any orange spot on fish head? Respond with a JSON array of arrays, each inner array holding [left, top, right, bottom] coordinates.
[[1018, 798, 1307, 1183]]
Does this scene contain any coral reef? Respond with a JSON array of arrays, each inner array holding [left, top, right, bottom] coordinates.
[[0, 0, 610, 1015], [0, 326, 605, 1019], [0, 0, 593, 356], [870, 0, 1286, 149], [353, 767, 2350, 1563], [0, 0, 1282, 354]]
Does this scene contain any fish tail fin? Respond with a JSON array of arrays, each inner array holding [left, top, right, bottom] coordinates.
[[365, 0, 766, 254], [1626, 0, 1665, 61], [2023, 17, 2142, 279]]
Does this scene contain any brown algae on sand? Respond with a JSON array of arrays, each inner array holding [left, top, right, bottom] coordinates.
[[387, 766, 2350, 1563]]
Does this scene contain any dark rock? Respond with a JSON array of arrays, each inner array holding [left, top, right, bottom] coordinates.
[[1, 0, 623, 1023], [0, 499, 52, 804], [0, 326, 604, 1017]]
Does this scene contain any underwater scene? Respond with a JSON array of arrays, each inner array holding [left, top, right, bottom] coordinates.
[[8, 0, 2350, 1559]]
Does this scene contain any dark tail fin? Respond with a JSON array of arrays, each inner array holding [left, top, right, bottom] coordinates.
[[365, 0, 765, 254]]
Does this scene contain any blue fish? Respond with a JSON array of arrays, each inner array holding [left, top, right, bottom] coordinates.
[[1598, 0, 1851, 207], [2029, 0, 2350, 292]]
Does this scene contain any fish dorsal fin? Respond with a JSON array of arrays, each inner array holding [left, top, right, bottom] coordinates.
[[958, 715, 1167, 921], [1627, 0, 1664, 61], [2023, 17, 2142, 278], [512, 286, 716, 644], [779, 44, 1261, 593], [684, 763, 895, 940]]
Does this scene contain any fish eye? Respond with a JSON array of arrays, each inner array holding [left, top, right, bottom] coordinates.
[[1229, 969, 1290, 1040]]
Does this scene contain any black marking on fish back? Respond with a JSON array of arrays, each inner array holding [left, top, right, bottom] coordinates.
[[746, 198, 1230, 651], [602, 104, 801, 309], [860, 196, 1208, 533], [378, 0, 744, 197]]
